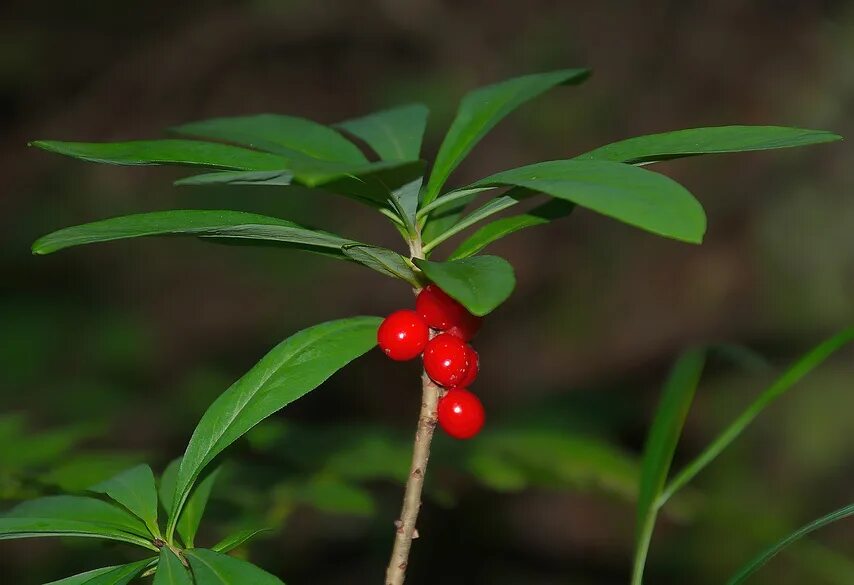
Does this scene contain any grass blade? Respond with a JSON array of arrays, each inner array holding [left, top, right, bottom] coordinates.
[[659, 328, 854, 506], [632, 349, 706, 585], [726, 502, 854, 585]]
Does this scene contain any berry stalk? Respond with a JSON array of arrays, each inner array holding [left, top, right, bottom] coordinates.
[[384, 358, 441, 585]]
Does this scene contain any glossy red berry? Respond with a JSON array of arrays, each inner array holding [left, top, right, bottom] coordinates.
[[438, 388, 485, 439], [423, 333, 470, 387], [445, 311, 482, 341], [416, 285, 482, 339], [377, 310, 429, 361], [454, 346, 479, 388]]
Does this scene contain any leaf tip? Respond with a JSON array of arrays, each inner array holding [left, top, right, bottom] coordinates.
[[31, 239, 50, 255]]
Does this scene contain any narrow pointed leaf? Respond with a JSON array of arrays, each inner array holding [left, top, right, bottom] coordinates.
[[726, 502, 854, 585], [89, 464, 160, 537], [632, 350, 706, 585], [32, 210, 359, 256], [576, 126, 842, 165], [4, 495, 151, 540], [449, 199, 575, 259], [423, 189, 532, 252], [336, 104, 429, 161], [388, 178, 422, 230], [342, 245, 420, 286], [46, 559, 154, 585], [419, 187, 496, 243], [79, 559, 153, 585], [660, 328, 854, 504], [418, 187, 496, 219], [31, 140, 284, 171], [413, 256, 515, 316], [211, 528, 272, 553], [169, 317, 381, 539], [0, 516, 154, 549], [175, 170, 293, 187], [286, 159, 425, 202], [423, 68, 590, 205], [173, 114, 366, 163], [44, 567, 117, 585], [159, 459, 181, 515], [470, 160, 706, 243], [175, 160, 426, 210], [154, 547, 192, 585], [177, 467, 220, 548], [186, 549, 285, 584]]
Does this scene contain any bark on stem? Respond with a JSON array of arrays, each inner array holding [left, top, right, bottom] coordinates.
[[384, 365, 442, 585]]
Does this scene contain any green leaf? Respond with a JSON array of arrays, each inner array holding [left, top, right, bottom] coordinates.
[[448, 199, 575, 259], [31, 140, 284, 171], [419, 187, 495, 243], [211, 528, 271, 553], [423, 68, 590, 205], [41, 453, 146, 492], [4, 495, 151, 538], [659, 328, 854, 505], [172, 114, 367, 163], [45, 559, 154, 585], [0, 496, 155, 550], [177, 467, 220, 548], [417, 187, 496, 219], [159, 459, 181, 516], [342, 245, 420, 286], [43, 567, 117, 585], [32, 210, 359, 256], [413, 256, 515, 316], [0, 517, 153, 549], [387, 178, 422, 232], [175, 161, 426, 211], [422, 188, 533, 253], [89, 464, 160, 537], [162, 457, 221, 547], [470, 160, 706, 244], [632, 350, 706, 585], [576, 126, 842, 165], [283, 158, 425, 192], [174, 170, 294, 187], [154, 547, 192, 585], [726, 502, 854, 585], [186, 548, 285, 584], [336, 104, 429, 161], [168, 317, 381, 540]]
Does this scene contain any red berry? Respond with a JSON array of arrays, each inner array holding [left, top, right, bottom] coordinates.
[[377, 310, 429, 361], [453, 346, 479, 388], [445, 311, 482, 341], [416, 285, 481, 339], [423, 333, 470, 387], [438, 388, 485, 439]]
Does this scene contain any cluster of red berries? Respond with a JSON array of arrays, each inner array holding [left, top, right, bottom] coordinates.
[[377, 284, 485, 439]]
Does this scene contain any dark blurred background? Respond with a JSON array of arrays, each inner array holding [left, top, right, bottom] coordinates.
[[1, 1, 853, 584]]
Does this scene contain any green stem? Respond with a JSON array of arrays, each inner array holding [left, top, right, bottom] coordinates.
[[631, 509, 658, 585]]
